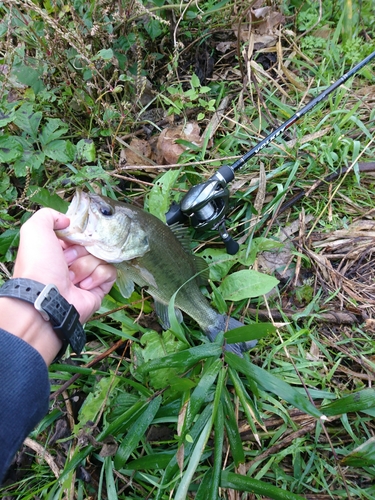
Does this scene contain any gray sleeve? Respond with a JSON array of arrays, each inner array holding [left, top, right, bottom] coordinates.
[[0, 329, 50, 484]]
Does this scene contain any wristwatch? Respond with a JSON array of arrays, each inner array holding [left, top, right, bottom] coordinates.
[[0, 278, 86, 360]]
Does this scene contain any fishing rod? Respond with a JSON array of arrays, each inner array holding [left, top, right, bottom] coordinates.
[[165, 49, 375, 254]]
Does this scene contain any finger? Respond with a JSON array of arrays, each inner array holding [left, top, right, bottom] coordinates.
[[69, 254, 116, 287], [22, 208, 70, 234], [79, 263, 117, 294], [63, 244, 91, 266]]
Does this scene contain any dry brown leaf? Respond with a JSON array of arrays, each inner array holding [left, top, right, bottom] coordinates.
[[156, 121, 203, 164], [216, 41, 235, 53], [251, 6, 285, 35], [232, 2, 284, 43], [232, 24, 278, 46], [122, 138, 153, 166]]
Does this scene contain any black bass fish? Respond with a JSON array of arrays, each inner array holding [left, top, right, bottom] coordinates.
[[56, 190, 257, 356]]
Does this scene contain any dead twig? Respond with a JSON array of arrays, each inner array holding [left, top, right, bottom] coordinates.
[[50, 338, 127, 400]]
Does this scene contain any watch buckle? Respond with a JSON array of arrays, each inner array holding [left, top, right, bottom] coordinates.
[[34, 283, 59, 321]]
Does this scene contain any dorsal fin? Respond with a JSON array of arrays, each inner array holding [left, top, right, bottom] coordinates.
[[192, 255, 210, 285], [168, 222, 192, 253], [168, 222, 209, 285]]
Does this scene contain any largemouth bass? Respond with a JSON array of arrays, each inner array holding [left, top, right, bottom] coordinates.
[[56, 190, 257, 356]]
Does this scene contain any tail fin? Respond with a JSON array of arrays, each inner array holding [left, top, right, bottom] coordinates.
[[205, 315, 258, 357]]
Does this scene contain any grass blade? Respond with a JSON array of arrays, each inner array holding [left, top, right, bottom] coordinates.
[[174, 417, 213, 500], [209, 402, 224, 500], [226, 352, 322, 418], [321, 388, 375, 416], [220, 471, 305, 499], [222, 386, 245, 466], [105, 457, 118, 500], [138, 343, 222, 375], [114, 395, 162, 469], [341, 437, 375, 467], [228, 366, 264, 442], [182, 358, 222, 432]]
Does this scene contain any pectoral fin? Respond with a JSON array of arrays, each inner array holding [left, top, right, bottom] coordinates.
[[116, 267, 135, 298], [154, 300, 183, 330]]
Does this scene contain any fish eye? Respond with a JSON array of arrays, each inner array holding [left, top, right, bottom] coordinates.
[[100, 203, 114, 216]]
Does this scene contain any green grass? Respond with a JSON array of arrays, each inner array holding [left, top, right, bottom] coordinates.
[[1, 0, 375, 498]]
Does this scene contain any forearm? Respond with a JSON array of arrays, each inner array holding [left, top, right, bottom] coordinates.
[[0, 297, 62, 365], [0, 327, 50, 484]]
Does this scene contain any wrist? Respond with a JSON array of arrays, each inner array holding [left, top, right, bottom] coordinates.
[[0, 297, 62, 365], [0, 278, 86, 365]]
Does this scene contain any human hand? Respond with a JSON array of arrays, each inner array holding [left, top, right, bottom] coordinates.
[[13, 208, 117, 323]]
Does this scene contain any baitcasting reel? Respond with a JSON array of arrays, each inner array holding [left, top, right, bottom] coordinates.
[[166, 165, 239, 254], [166, 50, 375, 254]]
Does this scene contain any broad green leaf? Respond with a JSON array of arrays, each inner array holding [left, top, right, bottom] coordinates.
[[132, 330, 188, 389], [76, 138, 96, 163], [13, 103, 42, 138], [0, 108, 16, 127], [44, 139, 74, 162], [144, 19, 163, 40], [219, 269, 279, 301], [39, 118, 69, 145], [114, 395, 161, 468], [0, 228, 19, 261], [195, 470, 213, 499], [191, 73, 200, 88], [198, 247, 236, 281], [0, 136, 23, 163], [13, 64, 45, 94], [28, 186, 69, 212], [77, 375, 119, 428], [224, 322, 276, 343], [226, 353, 322, 418], [220, 471, 305, 499], [93, 48, 114, 60], [13, 148, 45, 176], [321, 389, 375, 416], [147, 169, 181, 222], [341, 437, 375, 467]]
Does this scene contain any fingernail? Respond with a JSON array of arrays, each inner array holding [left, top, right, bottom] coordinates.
[[64, 247, 78, 264], [69, 270, 75, 281]]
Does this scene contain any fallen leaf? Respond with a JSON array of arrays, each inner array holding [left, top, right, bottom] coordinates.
[[216, 41, 235, 53], [156, 121, 202, 164], [123, 137, 153, 165]]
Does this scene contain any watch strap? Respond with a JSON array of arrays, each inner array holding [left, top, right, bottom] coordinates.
[[0, 278, 86, 358]]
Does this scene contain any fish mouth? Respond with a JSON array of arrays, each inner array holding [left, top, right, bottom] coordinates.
[[56, 189, 90, 238]]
